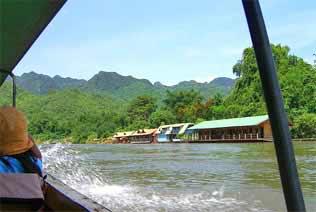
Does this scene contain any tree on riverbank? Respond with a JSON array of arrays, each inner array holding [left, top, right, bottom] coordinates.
[[125, 95, 157, 130], [224, 44, 316, 138], [149, 110, 176, 127], [292, 113, 316, 138]]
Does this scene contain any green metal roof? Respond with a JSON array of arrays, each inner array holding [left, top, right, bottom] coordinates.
[[189, 115, 269, 130], [0, 0, 66, 86]]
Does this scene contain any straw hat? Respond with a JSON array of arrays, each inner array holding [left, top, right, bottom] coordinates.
[[0, 106, 33, 156]]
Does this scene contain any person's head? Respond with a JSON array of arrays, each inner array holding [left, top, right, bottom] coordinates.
[[0, 106, 34, 156]]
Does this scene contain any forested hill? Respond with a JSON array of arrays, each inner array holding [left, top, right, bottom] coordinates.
[[15, 71, 235, 100], [16, 72, 86, 95], [0, 82, 124, 141], [1, 44, 315, 143]]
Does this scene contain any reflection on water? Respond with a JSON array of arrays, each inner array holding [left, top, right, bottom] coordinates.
[[40, 142, 316, 212]]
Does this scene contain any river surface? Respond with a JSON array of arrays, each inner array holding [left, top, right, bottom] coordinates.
[[40, 142, 315, 212]]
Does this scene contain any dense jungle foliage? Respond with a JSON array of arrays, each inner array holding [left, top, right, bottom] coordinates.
[[1, 44, 315, 142]]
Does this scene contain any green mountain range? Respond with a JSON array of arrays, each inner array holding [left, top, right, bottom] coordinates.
[[2, 71, 235, 142], [15, 71, 235, 100], [1, 44, 315, 143], [16, 72, 86, 95]]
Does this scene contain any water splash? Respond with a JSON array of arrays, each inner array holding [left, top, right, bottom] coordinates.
[[40, 144, 276, 212]]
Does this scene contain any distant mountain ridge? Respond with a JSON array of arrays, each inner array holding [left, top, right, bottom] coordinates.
[[16, 72, 86, 95], [15, 71, 236, 99]]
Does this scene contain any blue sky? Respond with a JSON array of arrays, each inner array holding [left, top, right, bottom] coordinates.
[[14, 0, 316, 85]]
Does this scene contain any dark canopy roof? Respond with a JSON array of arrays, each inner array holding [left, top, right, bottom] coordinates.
[[0, 0, 66, 86]]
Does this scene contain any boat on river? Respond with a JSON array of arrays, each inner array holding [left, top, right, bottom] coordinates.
[[39, 174, 110, 211], [0, 0, 306, 211], [0, 1, 110, 211]]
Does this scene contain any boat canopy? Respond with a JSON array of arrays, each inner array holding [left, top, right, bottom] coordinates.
[[0, 0, 66, 86]]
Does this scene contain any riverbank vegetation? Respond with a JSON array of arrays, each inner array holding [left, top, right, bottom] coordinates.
[[1, 44, 315, 143]]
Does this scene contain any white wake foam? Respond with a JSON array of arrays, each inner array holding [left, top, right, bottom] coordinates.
[[40, 144, 273, 212]]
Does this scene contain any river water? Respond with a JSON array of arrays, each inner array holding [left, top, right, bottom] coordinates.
[[40, 142, 315, 212]]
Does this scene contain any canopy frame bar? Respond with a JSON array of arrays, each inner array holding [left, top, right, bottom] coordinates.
[[242, 0, 306, 211], [0, 0, 67, 86]]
